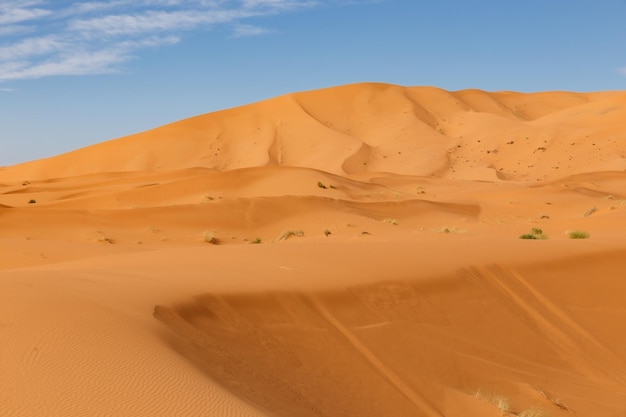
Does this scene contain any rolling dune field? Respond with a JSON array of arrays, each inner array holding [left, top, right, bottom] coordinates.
[[2, 83, 626, 416]]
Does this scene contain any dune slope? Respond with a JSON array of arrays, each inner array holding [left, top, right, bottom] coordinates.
[[2, 83, 625, 181]]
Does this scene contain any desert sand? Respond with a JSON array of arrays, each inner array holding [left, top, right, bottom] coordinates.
[[1, 82, 626, 416]]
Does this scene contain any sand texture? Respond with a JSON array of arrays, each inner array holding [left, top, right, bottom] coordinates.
[[1, 83, 626, 416]]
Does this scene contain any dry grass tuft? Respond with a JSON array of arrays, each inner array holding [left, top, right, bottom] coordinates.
[[278, 230, 304, 241], [518, 407, 547, 417], [537, 389, 571, 412], [474, 389, 511, 414], [201, 231, 217, 244]]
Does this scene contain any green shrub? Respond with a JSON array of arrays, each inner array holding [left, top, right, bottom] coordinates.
[[567, 230, 589, 239], [519, 233, 538, 240], [520, 227, 547, 239]]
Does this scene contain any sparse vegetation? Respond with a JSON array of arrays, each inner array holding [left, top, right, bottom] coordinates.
[[278, 230, 304, 241], [520, 233, 539, 240], [251, 237, 262, 244], [28, 199, 36, 204], [518, 408, 547, 417], [383, 218, 398, 226], [317, 181, 327, 189], [567, 230, 589, 239], [323, 229, 331, 237], [201, 231, 217, 244], [97, 235, 115, 244], [547, 396, 570, 411], [519, 227, 547, 240], [440, 226, 466, 234], [474, 389, 511, 414]]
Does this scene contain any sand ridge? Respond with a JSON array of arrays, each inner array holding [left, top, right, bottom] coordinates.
[[1, 83, 626, 416]]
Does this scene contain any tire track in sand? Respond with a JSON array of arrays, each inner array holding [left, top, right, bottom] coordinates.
[[463, 264, 626, 386], [308, 295, 443, 417]]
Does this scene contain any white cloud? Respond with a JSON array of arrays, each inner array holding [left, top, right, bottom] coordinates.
[[241, 0, 318, 10], [0, 0, 363, 80], [68, 9, 245, 36], [0, 51, 123, 80], [0, 2, 51, 25], [0, 36, 65, 60], [0, 24, 32, 36]]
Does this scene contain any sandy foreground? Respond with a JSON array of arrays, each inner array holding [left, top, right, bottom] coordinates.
[[1, 83, 626, 416]]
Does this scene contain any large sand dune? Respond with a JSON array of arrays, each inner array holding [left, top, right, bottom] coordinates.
[[1, 83, 626, 416]]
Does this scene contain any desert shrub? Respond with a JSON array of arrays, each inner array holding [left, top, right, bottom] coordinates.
[[520, 228, 547, 240], [519, 233, 538, 240], [567, 230, 589, 239]]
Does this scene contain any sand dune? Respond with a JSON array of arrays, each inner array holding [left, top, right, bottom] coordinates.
[[2, 83, 625, 181], [1, 83, 626, 416]]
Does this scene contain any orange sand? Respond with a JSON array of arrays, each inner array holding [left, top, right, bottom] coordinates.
[[1, 83, 626, 416]]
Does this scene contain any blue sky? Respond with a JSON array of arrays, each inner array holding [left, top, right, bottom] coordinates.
[[1, 0, 626, 166]]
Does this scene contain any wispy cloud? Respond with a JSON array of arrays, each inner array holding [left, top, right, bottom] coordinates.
[[0, 1, 51, 25], [232, 24, 272, 37], [0, 0, 349, 80], [619, 67, 626, 76]]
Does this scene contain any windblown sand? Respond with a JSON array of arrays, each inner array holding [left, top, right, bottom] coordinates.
[[2, 83, 626, 416]]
